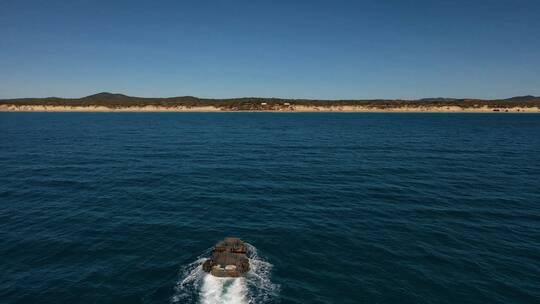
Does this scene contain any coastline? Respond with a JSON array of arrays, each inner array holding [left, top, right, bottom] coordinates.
[[1, 104, 539, 113]]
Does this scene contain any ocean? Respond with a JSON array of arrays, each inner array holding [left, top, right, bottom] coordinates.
[[1, 113, 539, 304]]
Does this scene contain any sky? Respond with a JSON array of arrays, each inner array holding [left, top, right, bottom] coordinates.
[[1, 0, 539, 99]]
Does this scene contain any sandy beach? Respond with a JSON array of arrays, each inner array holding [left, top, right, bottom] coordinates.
[[1, 104, 539, 113]]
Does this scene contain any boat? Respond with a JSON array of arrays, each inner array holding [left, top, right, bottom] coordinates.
[[202, 237, 250, 277]]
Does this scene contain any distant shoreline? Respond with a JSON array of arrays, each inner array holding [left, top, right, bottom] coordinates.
[[1, 105, 539, 113], [2, 92, 539, 113]]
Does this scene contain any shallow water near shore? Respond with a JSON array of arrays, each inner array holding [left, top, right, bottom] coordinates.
[[1, 113, 539, 303]]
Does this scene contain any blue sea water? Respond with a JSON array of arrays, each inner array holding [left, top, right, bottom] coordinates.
[[1, 113, 539, 304]]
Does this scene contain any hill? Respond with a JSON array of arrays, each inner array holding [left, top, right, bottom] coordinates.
[[1, 93, 539, 111]]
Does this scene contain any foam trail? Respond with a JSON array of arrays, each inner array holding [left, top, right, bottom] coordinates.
[[172, 243, 279, 304], [171, 257, 207, 303], [200, 275, 248, 304]]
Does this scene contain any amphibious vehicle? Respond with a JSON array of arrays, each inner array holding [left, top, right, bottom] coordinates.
[[202, 237, 250, 277]]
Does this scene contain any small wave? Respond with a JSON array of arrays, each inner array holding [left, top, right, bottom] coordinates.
[[172, 243, 279, 304]]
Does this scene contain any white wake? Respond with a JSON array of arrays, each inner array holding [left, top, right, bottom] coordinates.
[[171, 244, 279, 304]]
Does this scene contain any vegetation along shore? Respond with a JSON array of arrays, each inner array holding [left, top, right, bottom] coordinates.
[[1, 92, 539, 112]]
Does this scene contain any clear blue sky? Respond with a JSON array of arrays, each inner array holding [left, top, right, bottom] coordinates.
[[1, 0, 539, 99]]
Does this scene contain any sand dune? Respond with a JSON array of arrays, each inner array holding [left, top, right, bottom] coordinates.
[[1, 104, 539, 113]]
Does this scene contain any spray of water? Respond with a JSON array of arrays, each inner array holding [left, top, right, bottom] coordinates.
[[172, 243, 279, 304]]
